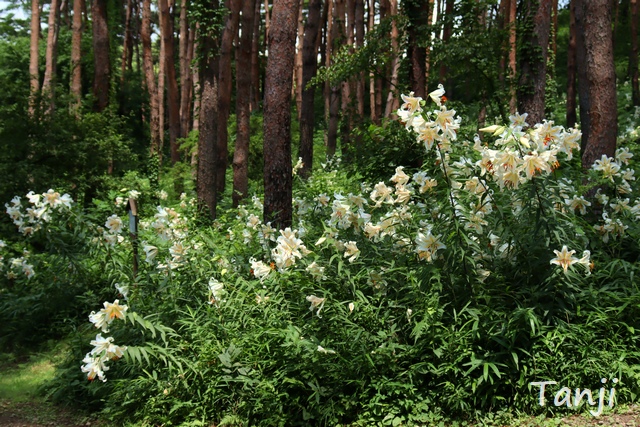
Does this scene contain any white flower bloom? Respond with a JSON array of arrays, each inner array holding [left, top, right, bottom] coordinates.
[[105, 215, 123, 234], [390, 166, 410, 186], [317, 345, 336, 354], [81, 353, 109, 382], [306, 295, 326, 318], [344, 241, 360, 263], [208, 278, 225, 304], [143, 244, 158, 264], [306, 261, 325, 281], [348, 302, 355, 313], [250, 258, 272, 282], [128, 190, 141, 199]]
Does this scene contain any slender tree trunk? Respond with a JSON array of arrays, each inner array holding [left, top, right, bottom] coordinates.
[[438, 0, 453, 86], [197, 22, 220, 219], [327, 0, 340, 156], [191, 24, 200, 174], [42, 0, 61, 112], [324, 0, 333, 126], [70, 0, 83, 113], [424, 0, 434, 93], [121, 0, 134, 81], [29, 0, 41, 116], [233, 0, 256, 206], [517, 0, 552, 125], [217, 0, 241, 193], [294, 0, 304, 120], [158, 27, 166, 151], [368, 0, 378, 123], [508, 0, 516, 113], [264, 0, 271, 40], [92, 0, 110, 112], [159, 0, 182, 163], [566, 0, 577, 127], [407, 0, 428, 98], [299, 0, 322, 178], [384, 0, 399, 117], [575, 0, 617, 168], [338, 0, 351, 152], [355, 0, 364, 116], [179, 0, 192, 139], [630, 0, 640, 106], [141, 0, 161, 156], [263, 0, 300, 229], [250, 0, 261, 111]]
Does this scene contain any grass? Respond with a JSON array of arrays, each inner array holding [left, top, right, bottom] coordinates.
[[0, 353, 56, 401]]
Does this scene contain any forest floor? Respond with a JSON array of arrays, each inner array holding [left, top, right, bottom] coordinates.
[[0, 350, 639, 427]]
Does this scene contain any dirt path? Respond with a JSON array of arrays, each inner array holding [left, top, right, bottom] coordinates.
[[0, 398, 103, 427]]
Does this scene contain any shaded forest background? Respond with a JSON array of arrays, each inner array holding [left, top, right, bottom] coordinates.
[[0, 0, 637, 225]]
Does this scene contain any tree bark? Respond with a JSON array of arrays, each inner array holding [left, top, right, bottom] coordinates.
[[250, 0, 261, 111], [508, 0, 516, 113], [159, 0, 182, 163], [355, 0, 365, 115], [70, 0, 83, 113], [121, 0, 134, 81], [406, 0, 428, 98], [42, 0, 61, 112], [438, 0, 454, 86], [566, 0, 577, 127], [141, 0, 161, 156], [91, 0, 110, 112], [233, 0, 256, 206], [299, 0, 322, 178], [575, 0, 617, 168], [383, 0, 400, 117], [179, 0, 193, 138], [368, 0, 378, 123], [327, 0, 340, 156], [517, 0, 552, 125], [630, 0, 639, 106], [197, 28, 220, 219], [217, 0, 241, 193], [294, 0, 304, 120], [29, 0, 41, 116], [263, 0, 300, 229]]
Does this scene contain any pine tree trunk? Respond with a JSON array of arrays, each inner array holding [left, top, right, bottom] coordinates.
[[29, 0, 41, 116], [42, 0, 61, 112], [299, 0, 322, 178], [630, 0, 639, 106], [91, 0, 110, 112], [294, 0, 304, 120], [355, 0, 364, 115], [159, 0, 182, 163], [121, 0, 133, 81], [327, 0, 340, 157], [407, 0, 428, 98], [575, 0, 617, 168], [250, 0, 261, 111], [179, 0, 192, 139], [566, 0, 577, 127], [438, 0, 453, 86], [383, 0, 399, 117], [197, 29, 220, 219], [508, 0, 516, 113], [263, 0, 300, 229], [517, 0, 552, 125], [158, 23, 166, 151], [70, 0, 83, 113], [233, 0, 256, 206], [217, 0, 241, 193], [141, 0, 161, 156], [368, 0, 378, 123]]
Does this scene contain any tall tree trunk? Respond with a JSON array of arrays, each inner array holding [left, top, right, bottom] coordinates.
[[294, 0, 304, 120], [42, 0, 61, 112], [141, 0, 161, 156], [508, 0, 516, 113], [383, 0, 399, 117], [29, 0, 41, 116], [368, 0, 378, 123], [197, 9, 221, 219], [233, 0, 256, 206], [158, 25, 166, 151], [327, 0, 340, 156], [407, 0, 428, 98], [438, 0, 453, 86], [338, 0, 351, 153], [250, 0, 261, 111], [70, 0, 83, 113], [517, 0, 552, 125], [575, 0, 617, 168], [566, 0, 577, 127], [159, 0, 182, 164], [217, 0, 241, 193], [299, 0, 322, 178], [92, 0, 110, 112], [179, 0, 192, 138], [263, 0, 299, 229], [191, 25, 200, 173], [630, 0, 640, 106], [355, 0, 364, 115], [121, 0, 134, 81]]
